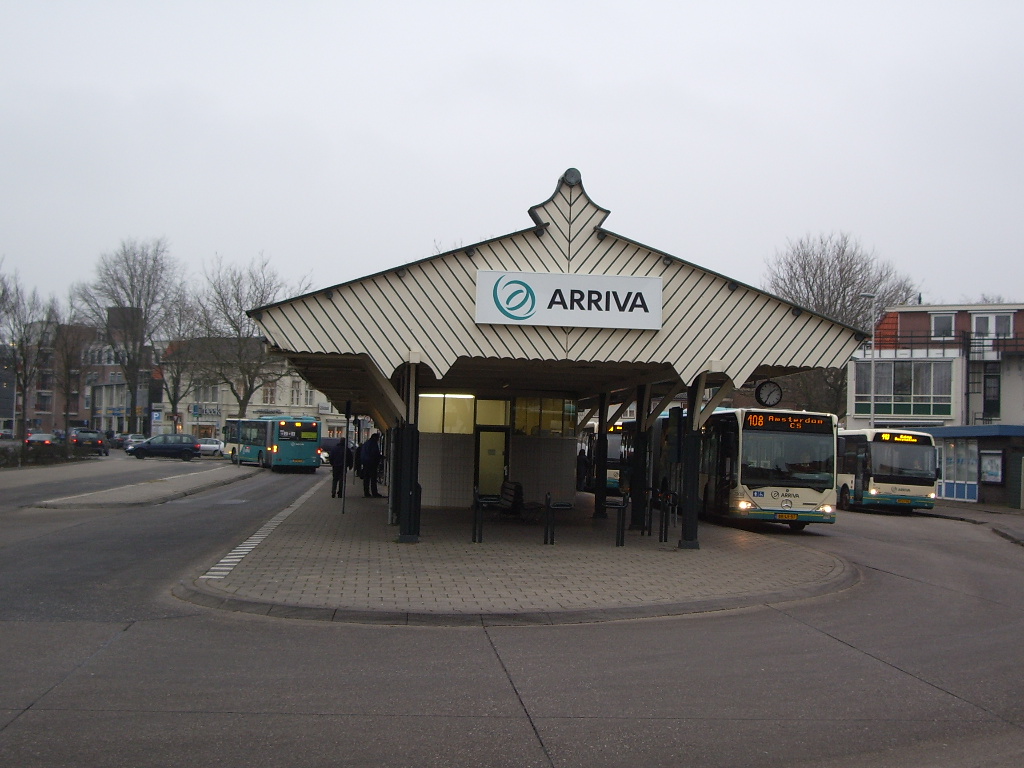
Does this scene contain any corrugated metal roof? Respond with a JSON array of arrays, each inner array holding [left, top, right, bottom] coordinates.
[[252, 170, 864, 425]]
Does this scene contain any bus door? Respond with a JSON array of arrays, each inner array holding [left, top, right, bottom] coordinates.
[[475, 427, 509, 496]]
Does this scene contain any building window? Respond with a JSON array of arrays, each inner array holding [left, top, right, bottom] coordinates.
[[983, 362, 1000, 419], [305, 387, 315, 406], [972, 313, 1012, 338], [417, 396, 512, 434], [290, 380, 302, 405], [930, 314, 955, 339], [262, 383, 276, 404], [513, 397, 577, 436], [854, 360, 953, 416]]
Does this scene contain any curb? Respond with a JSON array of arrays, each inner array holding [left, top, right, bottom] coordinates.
[[34, 466, 263, 509], [172, 550, 861, 627], [918, 509, 1024, 546]]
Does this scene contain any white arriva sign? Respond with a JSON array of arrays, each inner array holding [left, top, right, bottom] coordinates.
[[475, 270, 663, 330]]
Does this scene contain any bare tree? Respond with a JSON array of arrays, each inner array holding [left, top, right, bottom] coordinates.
[[0, 274, 57, 439], [50, 294, 97, 438], [155, 286, 204, 432], [764, 232, 918, 417], [197, 254, 308, 419], [0, 264, 13, 434], [75, 238, 178, 433]]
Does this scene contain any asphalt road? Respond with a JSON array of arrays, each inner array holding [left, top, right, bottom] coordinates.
[[2, 462, 1024, 767]]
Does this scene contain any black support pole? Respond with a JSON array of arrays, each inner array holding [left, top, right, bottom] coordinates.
[[629, 383, 649, 530], [396, 424, 421, 543], [594, 392, 609, 518], [678, 380, 701, 550]]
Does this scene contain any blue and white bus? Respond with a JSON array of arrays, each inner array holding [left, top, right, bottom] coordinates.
[[225, 416, 321, 472]]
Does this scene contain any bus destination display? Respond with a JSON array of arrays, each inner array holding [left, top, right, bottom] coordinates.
[[744, 412, 832, 433], [873, 432, 926, 444]]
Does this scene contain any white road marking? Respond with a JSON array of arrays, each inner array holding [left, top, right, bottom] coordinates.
[[199, 476, 329, 579]]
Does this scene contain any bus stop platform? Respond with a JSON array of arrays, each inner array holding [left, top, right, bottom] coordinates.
[[33, 467, 1024, 626], [172, 472, 861, 626]]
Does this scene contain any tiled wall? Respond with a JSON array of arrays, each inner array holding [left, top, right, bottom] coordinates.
[[417, 432, 577, 508], [510, 435, 576, 504], [418, 432, 475, 507]]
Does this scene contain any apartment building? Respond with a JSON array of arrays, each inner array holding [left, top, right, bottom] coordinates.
[[847, 302, 1024, 506]]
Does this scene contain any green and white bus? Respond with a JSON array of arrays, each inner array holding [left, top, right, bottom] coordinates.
[[836, 428, 937, 511], [224, 416, 321, 472]]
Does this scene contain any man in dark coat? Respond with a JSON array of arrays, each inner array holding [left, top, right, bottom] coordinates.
[[328, 440, 353, 498], [359, 433, 384, 497]]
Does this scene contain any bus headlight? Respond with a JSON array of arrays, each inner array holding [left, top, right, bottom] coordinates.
[[868, 488, 878, 495], [737, 500, 753, 510], [928, 492, 936, 499], [818, 504, 833, 515]]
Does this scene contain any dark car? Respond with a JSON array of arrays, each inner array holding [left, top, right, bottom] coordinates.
[[318, 437, 341, 465], [69, 429, 109, 456], [126, 433, 202, 461], [24, 432, 58, 448]]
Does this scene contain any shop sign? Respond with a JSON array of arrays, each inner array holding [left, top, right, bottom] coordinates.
[[475, 270, 662, 330]]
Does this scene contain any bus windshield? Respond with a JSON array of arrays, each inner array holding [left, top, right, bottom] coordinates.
[[741, 431, 835, 491], [871, 443, 936, 484]]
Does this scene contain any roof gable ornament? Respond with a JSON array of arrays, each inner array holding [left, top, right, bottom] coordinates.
[[527, 168, 611, 262]]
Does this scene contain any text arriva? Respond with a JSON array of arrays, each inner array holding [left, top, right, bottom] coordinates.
[[546, 289, 650, 313]]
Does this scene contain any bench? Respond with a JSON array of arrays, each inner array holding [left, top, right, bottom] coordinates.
[[473, 481, 529, 542], [476, 480, 546, 520], [474, 480, 524, 518]]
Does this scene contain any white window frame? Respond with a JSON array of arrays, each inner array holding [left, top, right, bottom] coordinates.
[[971, 312, 1012, 338], [930, 313, 955, 340]]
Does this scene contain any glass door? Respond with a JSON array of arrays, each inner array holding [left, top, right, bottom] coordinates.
[[475, 427, 508, 496]]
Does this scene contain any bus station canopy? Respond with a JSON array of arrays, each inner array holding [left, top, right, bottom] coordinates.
[[250, 170, 865, 425]]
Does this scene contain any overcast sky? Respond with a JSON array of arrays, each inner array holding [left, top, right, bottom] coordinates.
[[2, 1, 1022, 308]]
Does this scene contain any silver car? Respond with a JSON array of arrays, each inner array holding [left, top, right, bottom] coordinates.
[[122, 434, 146, 451], [198, 438, 225, 457]]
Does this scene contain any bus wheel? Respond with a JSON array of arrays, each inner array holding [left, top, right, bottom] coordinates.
[[838, 487, 850, 510], [788, 522, 808, 531]]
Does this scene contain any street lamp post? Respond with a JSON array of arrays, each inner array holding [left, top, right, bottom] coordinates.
[[859, 292, 878, 429]]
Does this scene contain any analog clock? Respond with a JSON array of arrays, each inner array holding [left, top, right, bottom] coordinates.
[[754, 380, 783, 407]]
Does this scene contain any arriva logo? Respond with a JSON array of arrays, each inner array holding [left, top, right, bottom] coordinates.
[[492, 274, 537, 321]]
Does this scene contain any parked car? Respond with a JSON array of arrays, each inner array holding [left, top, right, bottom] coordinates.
[[198, 438, 225, 457], [318, 437, 340, 465], [109, 433, 127, 449], [1, 428, 14, 440], [122, 434, 146, 450], [69, 429, 110, 456], [126, 434, 202, 461], [24, 433, 57, 447]]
